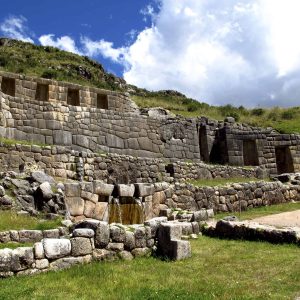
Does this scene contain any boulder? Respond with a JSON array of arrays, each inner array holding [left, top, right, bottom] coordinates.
[[93, 181, 114, 196], [43, 239, 71, 259], [38, 182, 53, 200], [31, 171, 55, 184], [72, 228, 95, 238], [0, 186, 5, 197], [95, 222, 110, 248], [11, 247, 34, 272], [117, 184, 135, 197], [71, 237, 93, 256]]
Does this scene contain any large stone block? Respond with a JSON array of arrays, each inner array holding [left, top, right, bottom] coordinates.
[[11, 247, 34, 272], [65, 197, 84, 216], [19, 230, 43, 243], [71, 237, 93, 256], [64, 183, 81, 197], [93, 181, 114, 196], [49, 255, 92, 271], [117, 184, 135, 197], [0, 249, 12, 272], [134, 183, 155, 197], [43, 238, 71, 259], [95, 222, 110, 248], [53, 130, 72, 146]]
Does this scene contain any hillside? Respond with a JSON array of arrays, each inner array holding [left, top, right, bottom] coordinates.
[[0, 38, 300, 134]]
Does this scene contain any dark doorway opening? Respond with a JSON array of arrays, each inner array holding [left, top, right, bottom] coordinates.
[[209, 128, 228, 164], [97, 94, 108, 109], [165, 164, 175, 177], [275, 146, 294, 174], [35, 83, 49, 101], [67, 89, 80, 106], [1, 77, 15, 96], [243, 140, 259, 166], [199, 126, 209, 162]]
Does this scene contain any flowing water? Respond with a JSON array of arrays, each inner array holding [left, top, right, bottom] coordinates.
[[108, 197, 145, 224]]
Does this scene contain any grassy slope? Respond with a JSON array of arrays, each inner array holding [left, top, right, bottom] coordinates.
[[0, 211, 62, 231], [216, 202, 300, 220], [0, 237, 299, 299]]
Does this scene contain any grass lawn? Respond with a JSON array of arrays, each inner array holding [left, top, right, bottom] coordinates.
[[0, 242, 33, 250], [0, 237, 299, 299], [0, 211, 62, 231], [216, 202, 300, 221], [188, 177, 262, 187]]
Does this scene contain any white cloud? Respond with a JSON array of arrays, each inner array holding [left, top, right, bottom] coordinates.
[[39, 34, 82, 55], [107, 0, 300, 107], [81, 37, 126, 63], [0, 15, 34, 43]]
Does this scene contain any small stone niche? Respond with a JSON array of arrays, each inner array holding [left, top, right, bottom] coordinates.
[[35, 83, 49, 101], [165, 164, 175, 177], [1, 77, 15, 96], [97, 94, 108, 109], [67, 89, 80, 106]]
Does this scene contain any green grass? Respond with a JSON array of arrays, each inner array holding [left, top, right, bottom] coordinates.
[[188, 177, 262, 187], [216, 202, 300, 221], [0, 242, 33, 250], [0, 237, 299, 299], [0, 136, 49, 147], [133, 94, 300, 134], [0, 211, 62, 231]]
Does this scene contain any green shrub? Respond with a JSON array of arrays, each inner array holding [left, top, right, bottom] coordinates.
[[281, 110, 294, 120], [41, 69, 58, 79], [187, 102, 199, 112], [251, 108, 265, 116]]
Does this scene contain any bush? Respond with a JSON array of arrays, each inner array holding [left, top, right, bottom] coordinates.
[[281, 110, 294, 120], [41, 69, 58, 79], [251, 108, 265, 116], [187, 103, 199, 112]]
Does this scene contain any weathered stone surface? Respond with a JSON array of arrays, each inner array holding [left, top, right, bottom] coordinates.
[[170, 240, 192, 260], [19, 230, 43, 243], [31, 171, 55, 184], [118, 250, 134, 260], [38, 182, 53, 200], [71, 237, 93, 256], [0, 186, 5, 197], [73, 228, 95, 238], [34, 242, 44, 259], [117, 184, 135, 197], [92, 249, 117, 261], [65, 197, 84, 216], [144, 217, 168, 238], [95, 222, 110, 248], [110, 225, 126, 243], [43, 239, 71, 259], [50, 255, 92, 271], [35, 259, 49, 270], [93, 181, 114, 196], [124, 231, 135, 251], [0, 249, 12, 272], [11, 247, 34, 272], [43, 229, 60, 239], [192, 210, 208, 222], [64, 183, 81, 197], [131, 248, 151, 258], [0, 231, 10, 243], [134, 183, 155, 197], [106, 243, 124, 252]]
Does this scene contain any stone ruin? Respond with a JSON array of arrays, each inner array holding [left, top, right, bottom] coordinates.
[[0, 71, 299, 276]]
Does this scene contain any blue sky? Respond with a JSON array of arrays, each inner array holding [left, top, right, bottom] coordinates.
[[1, 0, 300, 107]]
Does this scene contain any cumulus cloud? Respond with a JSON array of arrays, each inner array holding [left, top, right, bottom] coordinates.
[[39, 34, 82, 55], [0, 15, 34, 43], [106, 0, 300, 107], [81, 37, 126, 63]]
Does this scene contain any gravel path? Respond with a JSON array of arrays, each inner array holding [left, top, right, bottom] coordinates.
[[252, 210, 300, 227]]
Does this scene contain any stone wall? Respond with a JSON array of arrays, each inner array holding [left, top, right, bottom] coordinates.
[[0, 217, 194, 277], [173, 181, 300, 212], [198, 118, 300, 175], [0, 71, 136, 112], [0, 143, 262, 184], [0, 89, 200, 160]]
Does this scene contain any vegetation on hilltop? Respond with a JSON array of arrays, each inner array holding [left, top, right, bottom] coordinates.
[[0, 38, 124, 91], [1, 38, 300, 134]]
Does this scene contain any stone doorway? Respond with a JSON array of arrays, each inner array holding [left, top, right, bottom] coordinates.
[[275, 146, 294, 174], [67, 89, 80, 106], [199, 126, 209, 162], [97, 94, 108, 109], [243, 140, 259, 166], [35, 83, 49, 101], [1, 77, 15, 96], [209, 129, 228, 164]]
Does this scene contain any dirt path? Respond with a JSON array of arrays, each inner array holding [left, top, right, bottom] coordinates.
[[252, 210, 300, 227]]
